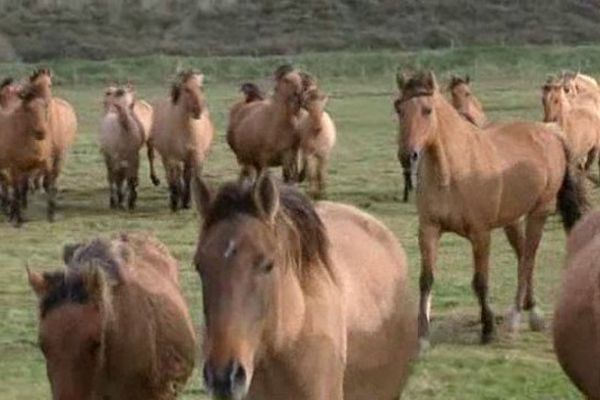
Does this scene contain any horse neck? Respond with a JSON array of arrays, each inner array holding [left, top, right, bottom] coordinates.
[[424, 94, 482, 185], [557, 96, 571, 125], [172, 101, 196, 131], [271, 92, 297, 126], [307, 106, 324, 132]]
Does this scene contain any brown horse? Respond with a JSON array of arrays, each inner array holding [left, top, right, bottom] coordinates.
[[28, 68, 78, 220], [28, 233, 197, 399], [297, 87, 336, 199], [99, 87, 145, 209], [554, 211, 600, 399], [192, 173, 416, 400], [226, 65, 305, 182], [542, 79, 600, 175], [149, 70, 214, 211], [449, 75, 487, 128], [0, 84, 53, 226], [395, 71, 586, 345]]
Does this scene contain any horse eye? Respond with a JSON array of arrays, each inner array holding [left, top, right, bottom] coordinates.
[[465, 93, 471, 97], [422, 106, 432, 116], [258, 259, 274, 274]]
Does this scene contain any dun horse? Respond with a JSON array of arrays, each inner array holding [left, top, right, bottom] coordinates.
[[28, 68, 78, 219], [148, 70, 214, 211], [554, 211, 600, 399], [28, 233, 197, 399], [297, 87, 336, 199], [99, 86, 145, 209], [0, 84, 53, 226], [449, 75, 487, 128], [395, 71, 586, 345], [226, 65, 305, 182], [193, 173, 416, 400]]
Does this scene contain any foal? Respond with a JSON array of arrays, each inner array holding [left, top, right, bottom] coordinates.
[[395, 71, 586, 345]]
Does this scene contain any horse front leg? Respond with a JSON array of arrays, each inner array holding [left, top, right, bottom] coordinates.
[[181, 157, 194, 209], [43, 170, 57, 222], [508, 214, 547, 334], [503, 221, 524, 261], [470, 232, 494, 343], [418, 223, 441, 351]]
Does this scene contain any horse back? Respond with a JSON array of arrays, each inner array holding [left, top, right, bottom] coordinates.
[[49, 97, 78, 149]]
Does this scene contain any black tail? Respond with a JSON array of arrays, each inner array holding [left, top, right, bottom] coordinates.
[[557, 164, 588, 232]]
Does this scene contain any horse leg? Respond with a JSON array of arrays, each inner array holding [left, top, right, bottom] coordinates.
[[19, 174, 29, 209], [115, 169, 125, 209], [147, 140, 160, 186], [508, 214, 547, 334], [168, 164, 182, 212], [9, 174, 23, 227], [105, 157, 117, 209], [470, 232, 495, 343], [503, 221, 524, 261], [315, 156, 328, 200], [43, 171, 57, 222], [127, 156, 140, 210], [181, 158, 193, 209], [418, 224, 441, 351], [282, 149, 299, 183], [402, 167, 412, 202]]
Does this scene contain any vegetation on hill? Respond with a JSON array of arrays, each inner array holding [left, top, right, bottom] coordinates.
[[1, 0, 599, 61]]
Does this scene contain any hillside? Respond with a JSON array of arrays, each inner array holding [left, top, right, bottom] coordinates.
[[0, 0, 599, 61]]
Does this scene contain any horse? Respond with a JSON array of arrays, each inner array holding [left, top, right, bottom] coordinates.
[[542, 79, 600, 178], [394, 70, 587, 345], [99, 87, 146, 209], [148, 70, 214, 211], [27, 233, 197, 399], [448, 75, 487, 128], [226, 65, 305, 182], [28, 68, 78, 220], [0, 84, 53, 226], [192, 173, 417, 400], [297, 87, 336, 199], [554, 211, 600, 399], [103, 83, 153, 143]]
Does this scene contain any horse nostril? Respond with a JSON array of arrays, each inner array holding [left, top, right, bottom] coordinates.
[[411, 151, 419, 162], [205, 359, 247, 396], [231, 361, 246, 387]]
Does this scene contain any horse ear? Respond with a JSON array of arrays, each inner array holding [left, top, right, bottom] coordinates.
[[63, 243, 84, 266], [192, 174, 212, 220], [253, 172, 279, 224], [465, 75, 471, 84], [26, 266, 48, 299], [424, 71, 438, 92], [196, 74, 205, 87]]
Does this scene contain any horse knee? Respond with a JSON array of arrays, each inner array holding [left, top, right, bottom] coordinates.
[[419, 271, 434, 293]]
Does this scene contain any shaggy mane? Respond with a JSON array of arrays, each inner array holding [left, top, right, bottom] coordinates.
[[203, 180, 331, 277], [29, 68, 51, 82], [0, 77, 14, 90], [171, 70, 197, 103], [399, 73, 435, 103]]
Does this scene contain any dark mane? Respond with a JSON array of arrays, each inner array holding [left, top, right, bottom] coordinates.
[[29, 68, 51, 82], [240, 82, 264, 102], [274, 64, 294, 81], [39, 238, 125, 318], [171, 70, 197, 103], [39, 271, 89, 318], [1, 77, 14, 90], [399, 73, 435, 103], [203, 180, 331, 276], [449, 76, 468, 90]]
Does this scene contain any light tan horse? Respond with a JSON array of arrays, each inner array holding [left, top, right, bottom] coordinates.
[[29, 68, 78, 220], [28, 233, 197, 399], [560, 72, 600, 115], [148, 70, 214, 211], [542, 79, 600, 174], [554, 211, 600, 399], [226, 65, 305, 182], [297, 87, 336, 199], [0, 84, 53, 226], [193, 173, 416, 400], [448, 75, 487, 127], [99, 87, 145, 209], [395, 71, 586, 345], [103, 84, 153, 142]]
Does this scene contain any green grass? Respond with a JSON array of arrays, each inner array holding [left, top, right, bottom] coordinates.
[[0, 48, 593, 399]]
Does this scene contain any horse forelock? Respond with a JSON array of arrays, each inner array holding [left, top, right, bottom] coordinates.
[[202, 181, 332, 280], [29, 68, 51, 83]]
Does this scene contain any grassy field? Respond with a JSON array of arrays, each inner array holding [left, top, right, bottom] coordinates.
[[0, 47, 595, 399]]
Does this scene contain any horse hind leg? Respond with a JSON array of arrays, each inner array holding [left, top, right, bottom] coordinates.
[[19, 174, 29, 209], [167, 164, 182, 212], [470, 232, 495, 343], [507, 214, 548, 334], [9, 177, 23, 227], [42, 171, 58, 223], [181, 159, 194, 209]]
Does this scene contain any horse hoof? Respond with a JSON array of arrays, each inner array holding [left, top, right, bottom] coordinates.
[[505, 307, 521, 334], [529, 307, 545, 332], [151, 176, 160, 186]]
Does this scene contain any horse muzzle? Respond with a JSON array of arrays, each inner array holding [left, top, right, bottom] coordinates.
[[203, 359, 249, 400]]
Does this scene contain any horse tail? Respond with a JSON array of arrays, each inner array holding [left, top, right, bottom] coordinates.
[[147, 139, 160, 186], [557, 139, 588, 232]]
